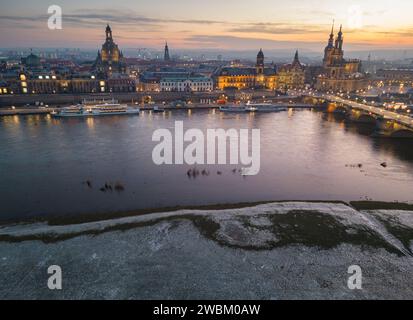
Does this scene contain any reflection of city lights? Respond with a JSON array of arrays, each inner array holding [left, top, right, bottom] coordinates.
[[86, 117, 95, 129]]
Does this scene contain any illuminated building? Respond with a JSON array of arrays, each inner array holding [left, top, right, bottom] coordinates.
[[0, 80, 9, 94], [376, 69, 413, 85], [160, 77, 213, 92], [94, 25, 126, 77], [277, 51, 306, 91], [315, 23, 368, 92], [216, 49, 277, 90], [6, 71, 136, 94]]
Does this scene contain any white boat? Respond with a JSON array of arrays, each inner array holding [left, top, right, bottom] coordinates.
[[153, 106, 165, 113], [52, 100, 140, 117], [219, 105, 248, 113], [245, 102, 287, 113]]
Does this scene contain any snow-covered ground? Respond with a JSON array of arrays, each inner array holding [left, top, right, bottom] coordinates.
[[0, 202, 412, 299]]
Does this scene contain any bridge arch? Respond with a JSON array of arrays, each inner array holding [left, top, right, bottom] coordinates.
[[334, 106, 348, 114], [356, 113, 377, 124], [390, 129, 413, 138]]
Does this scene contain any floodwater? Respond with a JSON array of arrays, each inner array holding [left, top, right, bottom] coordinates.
[[0, 108, 412, 222]]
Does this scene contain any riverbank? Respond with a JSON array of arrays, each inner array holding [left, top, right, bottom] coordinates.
[[0, 104, 218, 116], [0, 90, 292, 107], [0, 201, 412, 299], [0, 102, 321, 116]]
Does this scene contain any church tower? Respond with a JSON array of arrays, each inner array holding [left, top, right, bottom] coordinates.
[[292, 50, 301, 67], [164, 42, 171, 62], [324, 21, 335, 67], [256, 49, 265, 86], [256, 49, 264, 74], [335, 25, 343, 51]]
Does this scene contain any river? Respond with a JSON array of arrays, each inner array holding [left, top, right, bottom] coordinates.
[[0, 108, 412, 222]]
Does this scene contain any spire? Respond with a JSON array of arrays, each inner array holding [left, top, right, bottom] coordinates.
[[164, 41, 170, 61], [106, 24, 113, 41], [328, 20, 335, 48], [337, 24, 343, 41], [292, 50, 301, 67], [294, 50, 299, 62], [336, 24, 343, 50]]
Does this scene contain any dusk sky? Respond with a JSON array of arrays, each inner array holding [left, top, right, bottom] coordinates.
[[1, 0, 413, 51]]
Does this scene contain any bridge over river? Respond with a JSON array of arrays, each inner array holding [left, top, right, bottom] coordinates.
[[300, 91, 413, 138]]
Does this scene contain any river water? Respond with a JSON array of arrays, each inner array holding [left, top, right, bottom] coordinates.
[[0, 108, 412, 222]]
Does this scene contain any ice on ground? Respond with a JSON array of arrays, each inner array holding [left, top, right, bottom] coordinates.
[[0, 202, 380, 241], [0, 202, 412, 299], [364, 209, 413, 255]]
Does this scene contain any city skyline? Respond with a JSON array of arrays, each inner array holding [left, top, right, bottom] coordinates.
[[1, 0, 413, 51]]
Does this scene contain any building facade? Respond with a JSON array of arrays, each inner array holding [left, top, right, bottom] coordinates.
[[376, 69, 413, 85], [216, 49, 277, 90], [160, 77, 213, 92], [277, 51, 306, 91], [315, 24, 367, 92], [0, 80, 9, 95], [4, 71, 137, 95]]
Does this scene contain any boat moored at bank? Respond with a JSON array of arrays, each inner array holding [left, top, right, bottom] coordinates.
[[219, 105, 248, 113], [51, 100, 140, 117], [245, 102, 287, 113]]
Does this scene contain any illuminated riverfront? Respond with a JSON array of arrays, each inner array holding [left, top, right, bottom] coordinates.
[[1, 0, 413, 303]]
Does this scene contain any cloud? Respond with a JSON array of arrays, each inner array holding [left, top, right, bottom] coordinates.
[[227, 23, 326, 35], [0, 9, 225, 29], [184, 35, 323, 50], [2, 8, 413, 50]]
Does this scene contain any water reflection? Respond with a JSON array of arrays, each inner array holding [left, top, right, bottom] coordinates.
[[0, 109, 412, 222]]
